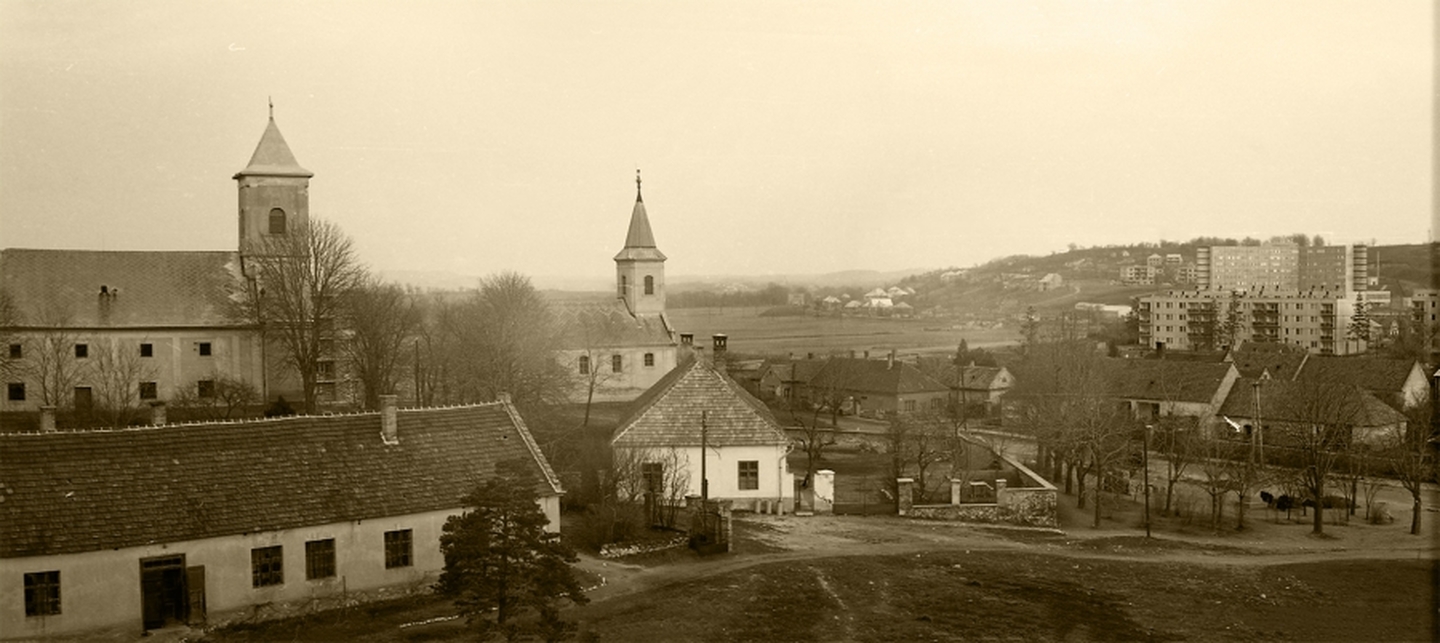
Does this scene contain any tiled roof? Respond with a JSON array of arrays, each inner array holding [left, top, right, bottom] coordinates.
[[0, 249, 242, 328], [554, 301, 674, 349], [0, 403, 562, 558], [1226, 343, 1309, 379], [234, 117, 313, 178], [1105, 359, 1235, 404], [1219, 378, 1406, 427], [915, 358, 1010, 390], [614, 197, 666, 262], [1294, 356, 1422, 395], [760, 359, 827, 385], [612, 357, 787, 448], [807, 358, 950, 396]]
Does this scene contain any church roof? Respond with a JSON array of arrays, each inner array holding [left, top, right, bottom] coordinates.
[[614, 188, 667, 262], [553, 300, 674, 349], [612, 357, 787, 448], [234, 117, 313, 179], [0, 249, 242, 329], [0, 402, 563, 558]]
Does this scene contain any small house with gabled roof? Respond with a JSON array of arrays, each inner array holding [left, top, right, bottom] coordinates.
[[0, 398, 562, 639], [611, 356, 793, 511], [804, 355, 951, 418]]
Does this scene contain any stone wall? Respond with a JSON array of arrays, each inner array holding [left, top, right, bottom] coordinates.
[[897, 447, 1058, 528]]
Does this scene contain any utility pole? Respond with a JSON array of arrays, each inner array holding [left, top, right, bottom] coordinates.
[[1143, 423, 1152, 538], [700, 410, 709, 538]]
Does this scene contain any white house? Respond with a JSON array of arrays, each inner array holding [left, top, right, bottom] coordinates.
[[0, 398, 562, 640], [611, 353, 794, 512]]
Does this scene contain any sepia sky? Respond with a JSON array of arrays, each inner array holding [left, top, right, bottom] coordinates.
[[0, 1, 1432, 285]]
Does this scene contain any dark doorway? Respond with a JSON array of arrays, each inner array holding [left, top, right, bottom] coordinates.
[[140, 555, 191, 630]]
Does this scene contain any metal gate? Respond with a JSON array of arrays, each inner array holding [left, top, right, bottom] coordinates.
[[832, 474, 895, 515]]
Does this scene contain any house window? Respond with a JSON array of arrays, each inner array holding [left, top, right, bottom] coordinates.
[[74, 343, 88, 359], [641, 463, 663, 493], [619, 275, 627, 297], [306, 539, 336, 580], [644, 352, 655, 367], [7, 383, 23, 401], [317, 382, 336, 401], [317, 360, 335, 380], [644, 275, 654, 295], [904, 399, 916, 413], [612, 354, 622, 373], [197, 380, 215, 398], [738, 461, 759, 490], [139, 382, 158, 400], [384, 530, 413, 568], [251, 545, 284, 587], [198, 342, 212, 357], [23, 571, 60, 617], [269, 208, 286, 234], [8, 343, 21, 359], [578, 355, 590, 375], [140, 343, 153, 357]]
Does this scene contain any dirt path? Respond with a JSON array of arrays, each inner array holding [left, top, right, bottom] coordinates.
[[573, 513, 1440, 607]]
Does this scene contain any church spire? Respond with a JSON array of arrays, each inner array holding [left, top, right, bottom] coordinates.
[[616, 171, 664, 259], [636, 168, 643, 203], [234, 108, 312, 179]]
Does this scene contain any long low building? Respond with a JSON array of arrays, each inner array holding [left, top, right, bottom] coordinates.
[[0, 398, 562, 640], [1138, 289, 1360, 355]]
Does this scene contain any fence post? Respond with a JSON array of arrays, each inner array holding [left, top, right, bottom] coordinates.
[[897, 478, 914, 516], [950, 478, 962, 506], [815, 469, 835, 514]]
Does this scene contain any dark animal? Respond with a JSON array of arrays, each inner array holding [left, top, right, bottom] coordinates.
[[1260, 491, 1275, 507], [1275, 495, 1294, 514], [1301, 496, 1349, 510]]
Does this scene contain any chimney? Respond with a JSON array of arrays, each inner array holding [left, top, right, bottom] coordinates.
[[150, 401, 167, 426], [39, 405, 56, 432], [712, 334, 728, 371], [380, 394, 399, 445], [497, 391, 511, 405], [888, 350, 896, 369], [680, 333, 694, 346], [864, 350, 870, 359]]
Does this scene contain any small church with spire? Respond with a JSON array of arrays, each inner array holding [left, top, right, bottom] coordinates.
[[554, 170, 680, 402]]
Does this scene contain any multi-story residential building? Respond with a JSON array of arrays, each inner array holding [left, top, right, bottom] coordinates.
[[1195, 243, 1368, 295], [1120, 265, 1157, 285], [1138, 289, 1359, 355]]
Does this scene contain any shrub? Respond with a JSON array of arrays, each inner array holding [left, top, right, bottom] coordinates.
[[572, 503, 647, 552]]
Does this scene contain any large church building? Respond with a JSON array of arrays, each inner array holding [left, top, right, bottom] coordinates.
[[0, 113, 324, 424]]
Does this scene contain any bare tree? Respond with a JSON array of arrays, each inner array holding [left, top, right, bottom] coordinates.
[[1268, 379, 1369, 535], [780, 394, 836, 484], [341, 278, 421, 410], [89, 338, 157, 428], [171, 372, 260, 421], [441, 272, 571, 412], [886, 414, 950, 504], [1153, 416, 1201, 516], [0, 289, 21, 380], [1383, 401, 1437, 535], [235, 217, 367, 414], [18, 307, 86, 412]]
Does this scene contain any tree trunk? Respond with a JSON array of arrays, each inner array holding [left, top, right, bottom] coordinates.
[[1312, 492, 1324, 535], [1075, 468, 1087, 509], [1412, 497, 1422, 535], [1163, 479, 1176, 515], [1093, 484, 1102, 528]]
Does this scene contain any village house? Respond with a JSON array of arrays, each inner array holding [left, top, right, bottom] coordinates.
[[0, 397, 562, 640], [1218, 378, 1408, 447], [804, 353, 951, 418], [1104, 359, 1240, 429], [611, 343, 794, 512], [555, 173, 678, 402], [756, 357, 827, 402]]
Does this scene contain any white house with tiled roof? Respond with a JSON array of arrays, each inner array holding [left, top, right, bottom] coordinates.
[[0, 113, 320, 423], [0, 398, 562, 640], [611, 354, 794, 511], [556, 173, 678, 402]]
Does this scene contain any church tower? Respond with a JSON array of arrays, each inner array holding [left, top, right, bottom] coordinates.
[[234, 105, 312, 257], [614, 171, 667, 315]]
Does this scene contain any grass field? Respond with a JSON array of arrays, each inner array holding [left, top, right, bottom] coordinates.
[[666, 307, 1017, 357]]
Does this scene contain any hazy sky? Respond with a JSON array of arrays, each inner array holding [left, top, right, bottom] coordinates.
[[0, 1, 1431, 285]]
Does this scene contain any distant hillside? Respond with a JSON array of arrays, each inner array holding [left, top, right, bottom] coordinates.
[[895, 241, 1434, 320]]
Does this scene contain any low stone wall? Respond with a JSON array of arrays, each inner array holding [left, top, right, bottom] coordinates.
[[899, 447, 1059, 528], [599, 534, 690, 559]]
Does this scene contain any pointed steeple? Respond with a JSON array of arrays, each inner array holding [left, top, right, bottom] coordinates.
[[234, 111, 313, 179], [615, 169, 666, 261]]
